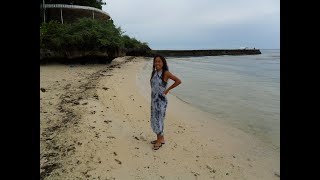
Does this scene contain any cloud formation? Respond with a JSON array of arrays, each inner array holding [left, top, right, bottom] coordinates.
[[103, 0, 279, 49]]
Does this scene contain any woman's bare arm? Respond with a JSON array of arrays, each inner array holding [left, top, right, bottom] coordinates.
[[163, 71, 182, 95]]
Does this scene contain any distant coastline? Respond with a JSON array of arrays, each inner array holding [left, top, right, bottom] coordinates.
[[40, 48, 262, 64]]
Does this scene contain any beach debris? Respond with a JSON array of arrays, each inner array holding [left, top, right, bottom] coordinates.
[[226, 173, 229, 175], [274, 172, 280, 177], [40, 163, 60, 180], [134, 136, 140, 140], [73, 101, 80, 105], [107, 136, 115, 139], [207, 164, 216, 173], [82, 102, 88, 105], [104, 120, 112, 124], [114, 159, 122, 164], [93, 95, 99, 100], [40, 88, 46, 92], [95, 133, 99, 138], [102, 87, 109, 90], [67, 146, 75, 152], [113, 152, 117, 156], [191, 171, 200, 177]]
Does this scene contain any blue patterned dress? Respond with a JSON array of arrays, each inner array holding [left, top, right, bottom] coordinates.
[[150, 69, 168, 136]]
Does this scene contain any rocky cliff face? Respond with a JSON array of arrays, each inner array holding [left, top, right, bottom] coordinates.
[[40, 48, 126, 64]]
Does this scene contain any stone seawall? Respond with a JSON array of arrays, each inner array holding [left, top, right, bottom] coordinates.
[[148, 49, 261, 57]]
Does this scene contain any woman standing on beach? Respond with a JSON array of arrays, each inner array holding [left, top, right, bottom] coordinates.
[[150, 55, 182, 150]]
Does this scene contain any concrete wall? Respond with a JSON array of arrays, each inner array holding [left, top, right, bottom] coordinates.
[[148, 49, 261, 57]]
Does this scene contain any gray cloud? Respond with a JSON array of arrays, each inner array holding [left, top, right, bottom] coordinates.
[[103, 0, 279, 49]]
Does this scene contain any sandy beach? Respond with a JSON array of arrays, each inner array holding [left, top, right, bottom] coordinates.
[[40, 56, 280, 180]]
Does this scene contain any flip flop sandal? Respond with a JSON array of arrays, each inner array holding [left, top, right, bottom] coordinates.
[[151, 140, 165, 144], [153, 143, 162, 150]]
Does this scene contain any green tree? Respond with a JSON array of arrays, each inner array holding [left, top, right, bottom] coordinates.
[[40, 18, 151, 55]]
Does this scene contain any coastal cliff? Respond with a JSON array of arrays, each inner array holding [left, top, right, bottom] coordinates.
[[40, 48, 126, 64]]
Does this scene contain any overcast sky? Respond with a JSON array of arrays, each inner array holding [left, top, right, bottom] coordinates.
[[102, 0, 279, 50]]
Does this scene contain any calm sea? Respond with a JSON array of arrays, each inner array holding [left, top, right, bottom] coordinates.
[[138, 49, 280, 149]]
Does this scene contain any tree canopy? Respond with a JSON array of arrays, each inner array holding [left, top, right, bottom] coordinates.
[[40, 18, 151, 54]]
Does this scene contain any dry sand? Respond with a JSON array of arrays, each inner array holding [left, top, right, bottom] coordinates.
[[40, 56, 280, 180]]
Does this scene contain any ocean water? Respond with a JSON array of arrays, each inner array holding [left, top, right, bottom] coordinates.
[[138, 49, 280, 149]]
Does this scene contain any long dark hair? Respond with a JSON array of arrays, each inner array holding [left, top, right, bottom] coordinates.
[[150, 55, 169, 83]]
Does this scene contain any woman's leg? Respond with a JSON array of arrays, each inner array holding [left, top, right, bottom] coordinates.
[[152, 134, 165, 143], [157, 134, 165, 142]]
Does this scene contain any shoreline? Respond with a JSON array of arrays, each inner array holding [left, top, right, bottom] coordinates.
[[40, 56, 279, 179], [137, 57, 280, 151], [40, 49, 261, 64]]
